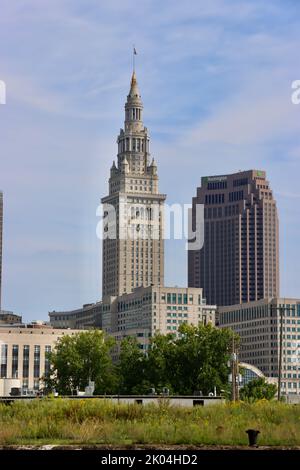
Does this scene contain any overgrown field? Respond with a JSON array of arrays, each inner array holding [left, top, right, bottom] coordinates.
[[0, 399, 299, 446]]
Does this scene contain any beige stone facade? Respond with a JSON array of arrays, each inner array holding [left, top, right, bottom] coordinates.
[[188, 170, 279, 307], [219, 298, 300, 395], [0, 325, 80, 392], [103, 286, 216, 351], [49, 286, 216, 353], [49, 302, 102, 329], [0, 311, 22, 325], [102, 73, 166, 297]]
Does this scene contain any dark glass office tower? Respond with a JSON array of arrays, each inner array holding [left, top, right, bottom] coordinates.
[[188, 170, 279, 306]]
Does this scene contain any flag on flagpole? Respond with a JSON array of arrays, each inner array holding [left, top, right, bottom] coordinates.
[[133, 47, 137, 55]]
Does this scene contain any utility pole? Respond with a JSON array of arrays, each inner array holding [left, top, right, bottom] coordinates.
[[231, 358, 235, 402], [235, 353, 239, 401], [277, 304, 284, 401], [231, 336, 239, 401]]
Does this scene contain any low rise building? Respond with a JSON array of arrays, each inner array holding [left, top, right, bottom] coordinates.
[[49, 286, 216, 351], [0, 324, 81, 395], [219, 298, 300, 395], [0, 310, 22, 325], [104, 286, 216, 350], [49, 302, 102, 329]]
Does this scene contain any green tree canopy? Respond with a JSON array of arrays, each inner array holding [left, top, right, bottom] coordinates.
[[168, 323, 235, 395], [118, 324, 237, 395], [240, 377, 277, 402], [44, 330, 117, 395], [117, 337, 149, 394]]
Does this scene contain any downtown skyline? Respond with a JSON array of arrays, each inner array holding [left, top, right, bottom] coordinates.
[[1, 0, 300, 321]]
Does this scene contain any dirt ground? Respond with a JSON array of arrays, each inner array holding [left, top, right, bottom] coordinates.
[[1, 444, 300, 450]]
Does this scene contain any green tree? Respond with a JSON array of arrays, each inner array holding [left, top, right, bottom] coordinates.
[[146, 333, 176, 393], [117, 337, 150, 394], [240, 377, 277, 402], [117, 324, 236, 396], [167, 324, 236, 395], [43, 330, 117, 395]]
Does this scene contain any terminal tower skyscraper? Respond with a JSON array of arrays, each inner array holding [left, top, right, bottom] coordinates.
[[101, 72, 166, 297]]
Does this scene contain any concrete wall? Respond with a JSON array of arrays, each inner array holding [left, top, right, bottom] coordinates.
[[0, 395, 224, 407], [109, 396, 224, 407]]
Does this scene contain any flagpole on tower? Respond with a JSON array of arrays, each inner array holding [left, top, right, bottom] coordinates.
[[133, 45, 137, 72]]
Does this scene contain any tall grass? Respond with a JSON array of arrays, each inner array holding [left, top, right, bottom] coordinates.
[[0, 399, 299, 446]]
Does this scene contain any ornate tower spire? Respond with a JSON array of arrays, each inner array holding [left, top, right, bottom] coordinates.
[[116, 72, 149, 175], [124, 72, 144, 132], [129, 72, 141, 99]]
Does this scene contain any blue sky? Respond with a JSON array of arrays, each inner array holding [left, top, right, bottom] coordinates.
[[1, 0, 300, 321]]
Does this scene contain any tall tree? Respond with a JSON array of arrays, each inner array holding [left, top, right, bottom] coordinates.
[[117, 337, 149, 394], [44, 330, 117, 395], [117, 324, 237, 395], [146, 333, 177, 393], [165, 324, 236, 395]]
